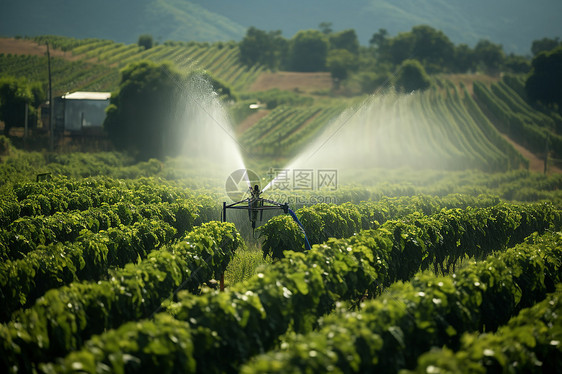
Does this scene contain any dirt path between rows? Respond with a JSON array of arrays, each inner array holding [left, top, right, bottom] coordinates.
[[499, 132, 561, 173]]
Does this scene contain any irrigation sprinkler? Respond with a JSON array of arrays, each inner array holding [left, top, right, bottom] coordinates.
[[220, 184, 311, 291]]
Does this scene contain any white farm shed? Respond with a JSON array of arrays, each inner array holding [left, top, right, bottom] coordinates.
[[57, 91, 111, 132]]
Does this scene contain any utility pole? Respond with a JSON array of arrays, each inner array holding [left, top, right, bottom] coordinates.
[[544, 134, 549, 174], [47, 42, 54, 152], [24, 103, 28, 149]]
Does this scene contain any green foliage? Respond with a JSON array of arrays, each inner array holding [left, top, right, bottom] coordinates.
[[327, 49, 359, 82], [288, 30, 329, 72], [239, 27, 287, 70], [503, 54, 531, 74], [531, 37, 561, 56], [410, 274, 562, 373], [0, 76, 44, 135], [104, 60, 184, 160], [473, 39, 505, 75], [44, 207, 561, 373], [0, 218, 178, 321], [394, 59, 431, 93], [526, 46, 562, 108], [329, 29, 360, 56], [104, 60, 238, 160], [1, 221, 243, 371], [225, 246, 272, 286], [410, 25, 455, 72], [241, 231, 562, 373], [0, 135, 14, 156], [474, 80, 562, 158], [137, 34, 153, 50], [258, 196, 557, 262]]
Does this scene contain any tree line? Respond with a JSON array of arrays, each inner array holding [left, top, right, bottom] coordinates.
[[238, 23, 561, 94]]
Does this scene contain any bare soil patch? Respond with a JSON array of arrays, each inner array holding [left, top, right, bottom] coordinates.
[[499, 132, 561, 173], [0, 37, 80, 61], [235, 109, 270, 135], [249, 72, 332, 94]]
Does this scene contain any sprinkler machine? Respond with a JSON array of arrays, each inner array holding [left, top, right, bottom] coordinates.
[[220, 185, 311, 290]]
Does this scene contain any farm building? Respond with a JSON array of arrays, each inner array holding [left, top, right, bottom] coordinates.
[[55, 91, 111, 132]]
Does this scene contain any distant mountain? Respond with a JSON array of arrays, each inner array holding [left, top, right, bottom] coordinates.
[[0, 0, 246, 44], [191, 0, 562, 55], [1, 0, 560, 55]]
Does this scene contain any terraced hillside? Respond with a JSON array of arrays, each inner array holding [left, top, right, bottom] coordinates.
[[0, 36, 264, 93]]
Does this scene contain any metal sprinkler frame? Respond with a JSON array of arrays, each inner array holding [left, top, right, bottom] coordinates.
[[220, 185, 311, 291]]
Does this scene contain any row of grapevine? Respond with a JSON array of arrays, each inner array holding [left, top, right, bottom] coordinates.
[[1, 176, 214, 224], [0, 222, 243, 372], [241, 231, 562, 373], [409, 283, 562, 373], [37, 205, 560, 373], [240, 104, 347, 158], [1, 199, 202, 259], [29, 36, 95, 52], [460, 82, 529, 169], [2, 36, 265, 95], [63, 38, 263, 91], [0, 54, 118, 93], [258, 198, 557, 260], [473, 80, 562, 158], [0, 218, 176, 321], [282, 86, 527, 172]]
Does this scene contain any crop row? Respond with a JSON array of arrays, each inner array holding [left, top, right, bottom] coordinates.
[[473, 80, 562, 159], [36, 204, 560, 373], [241, 230, 562, 373], [258, 199, 558, 262], [460, 82, 528, 169], [409, 283, 562, 373], [0, 200, 200, 260], [0, 54, 117, 94], [4, 36, 263, 99], [66, 38, 260, 91], [0, 221, 243, 372], [1, 176, 213, 225], [0, 218, 176, 321]]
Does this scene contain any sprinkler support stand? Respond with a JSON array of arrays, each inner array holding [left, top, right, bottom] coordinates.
[[221, 186, 311, 291]]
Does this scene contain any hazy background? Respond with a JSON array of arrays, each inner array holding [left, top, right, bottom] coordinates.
[[1, 0, 561, 55]]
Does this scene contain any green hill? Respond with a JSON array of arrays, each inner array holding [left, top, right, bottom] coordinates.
[[2, 0, 561, 54], [0, 0, 246, 44]]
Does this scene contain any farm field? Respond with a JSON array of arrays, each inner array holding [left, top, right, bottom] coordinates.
[[1, 32, 562, 373], [2, 36, 562, 174], [0, 149, 561, 372]]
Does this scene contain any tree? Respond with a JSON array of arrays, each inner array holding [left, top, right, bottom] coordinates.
[[104, 61, 184, 160], [394, 59, 431, 93], [503, 54, 531, 74], [329, 29, 359, 56], [452, 44, 475, 73], [319, 22, 333, 35], [386, 32, 415, 65], [326, 49, 358, 87], [288, 30, 329, 72], [138, 34, 153, 50], [369, 28, 389, 59], [525, 46, 562, 107], [239, 27, 287, 70], [0, 76, 43, 135], [410, 25, 454, 72], [473, 40, 505, 75], [531, 37, 560, 56]]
